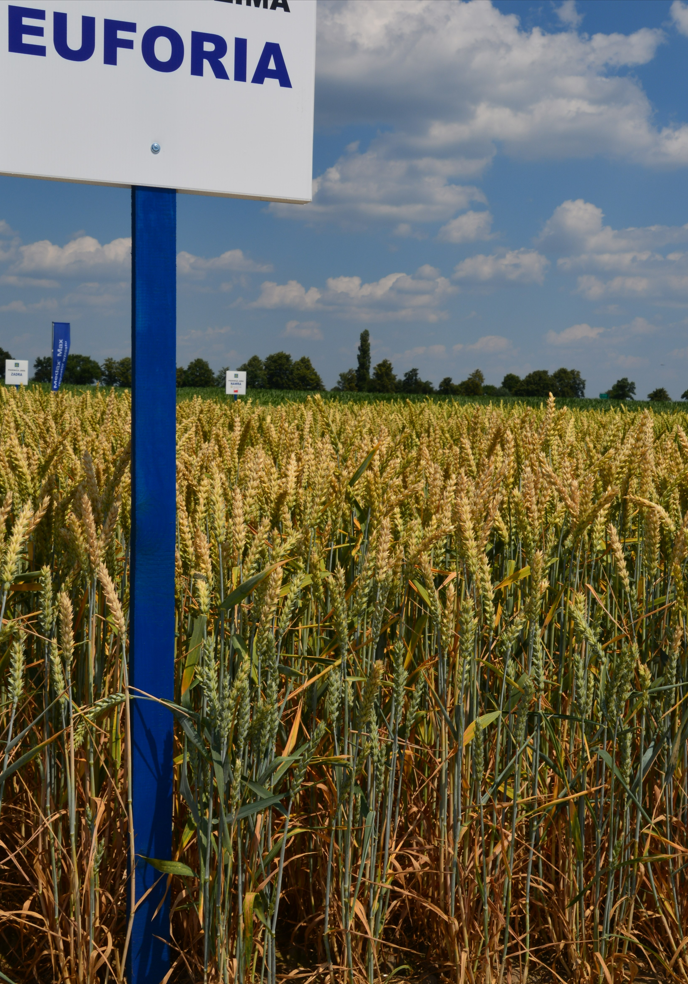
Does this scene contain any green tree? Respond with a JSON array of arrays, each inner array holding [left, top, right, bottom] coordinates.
[[0, 346, 12, 365], [101, 357, 131, 387], [238, 355, 267, 389], [333, 368, 357, 391], [551, 367, 585, 398], [182, 358, 215, 388], [264, 351, 294, 389], [356, 329, 371, 392], [101, 357, 119, 386], [515, 370, 553, 397], [648, 387, 670, 401], [176, 366, 187, 387], [215, 366, 230, 388], [457, 369, 484, 396], [369, 359, 397, 393], [607, 377, 636, 400], [501, 373, 521, 395], [681, 389, 688, 400], [439, 377, 459, 395], [62, 354, 102, 385], [32, 356, 52, 383], [400, 368, 434, 394], [116, 357, 131, 387], [291, 356, 324, 391]]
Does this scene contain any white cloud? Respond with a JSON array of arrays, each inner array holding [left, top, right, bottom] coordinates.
[[252, 280, 322, 310], [546, 323, 605, 345], [316, 1, 666, 158], [416, 264, 441, 279], [546, 316, 660, 351], [556, 1, 583, 30], [539, 199, 615, 254], [576, 274, 651, 300], [539, 199, 688, 258], [326, 273, 405, 301], [251, 267, 456, 322], [671, 1, 688, 38], [438, 210, 494, 243], [177, 249, 272, 277], [283, 320, 323, 339], [540, 199, 688, 302], [271, 146, 486, 227], [467, 334, 512, 352], [273, 0, 688, 236], [0, 235, 270, 286], [324, 269, 456, 321], [12, 236, 131, 276], [453, 249, 549, 284]]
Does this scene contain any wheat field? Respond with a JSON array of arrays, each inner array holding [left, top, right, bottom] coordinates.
[[1, 386, 687, 984]]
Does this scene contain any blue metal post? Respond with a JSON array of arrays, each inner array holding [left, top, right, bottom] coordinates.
[[129, 186, 177, 983]]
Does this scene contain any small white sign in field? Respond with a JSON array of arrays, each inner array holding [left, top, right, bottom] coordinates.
[[5, 359, 28, 385], [0, 0, 316, 202], [226, 370, 247, 395]]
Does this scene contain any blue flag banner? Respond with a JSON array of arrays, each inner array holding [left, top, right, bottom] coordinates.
[[51, 322, 70, 391]]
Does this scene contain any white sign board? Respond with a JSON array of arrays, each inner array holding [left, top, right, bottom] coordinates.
[[226, 370, 247, 395], [5, 359, 28, 385], [0, 0, 315, 202]]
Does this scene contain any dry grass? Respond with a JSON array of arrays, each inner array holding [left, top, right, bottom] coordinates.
[[1, 388, 688, 984]]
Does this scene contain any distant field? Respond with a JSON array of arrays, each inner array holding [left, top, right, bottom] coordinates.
[[8, 379, 688, 411], [175, 387, 687, 411]]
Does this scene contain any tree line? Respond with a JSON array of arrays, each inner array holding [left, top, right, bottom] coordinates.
[[0, 340, 682, 399], [334, 332, 588, 397], [333, 332, 684, 400], [335, 332, 581, 397], [24, 350, 325, 390]]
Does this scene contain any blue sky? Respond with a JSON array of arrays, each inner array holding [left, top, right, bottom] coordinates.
[[4, 0, 688, 397]]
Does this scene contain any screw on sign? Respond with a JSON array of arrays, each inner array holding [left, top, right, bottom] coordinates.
[[0, 1, 317, 979]]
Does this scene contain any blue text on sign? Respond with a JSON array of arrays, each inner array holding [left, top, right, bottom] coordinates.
[[8, 5, 292, 86]]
